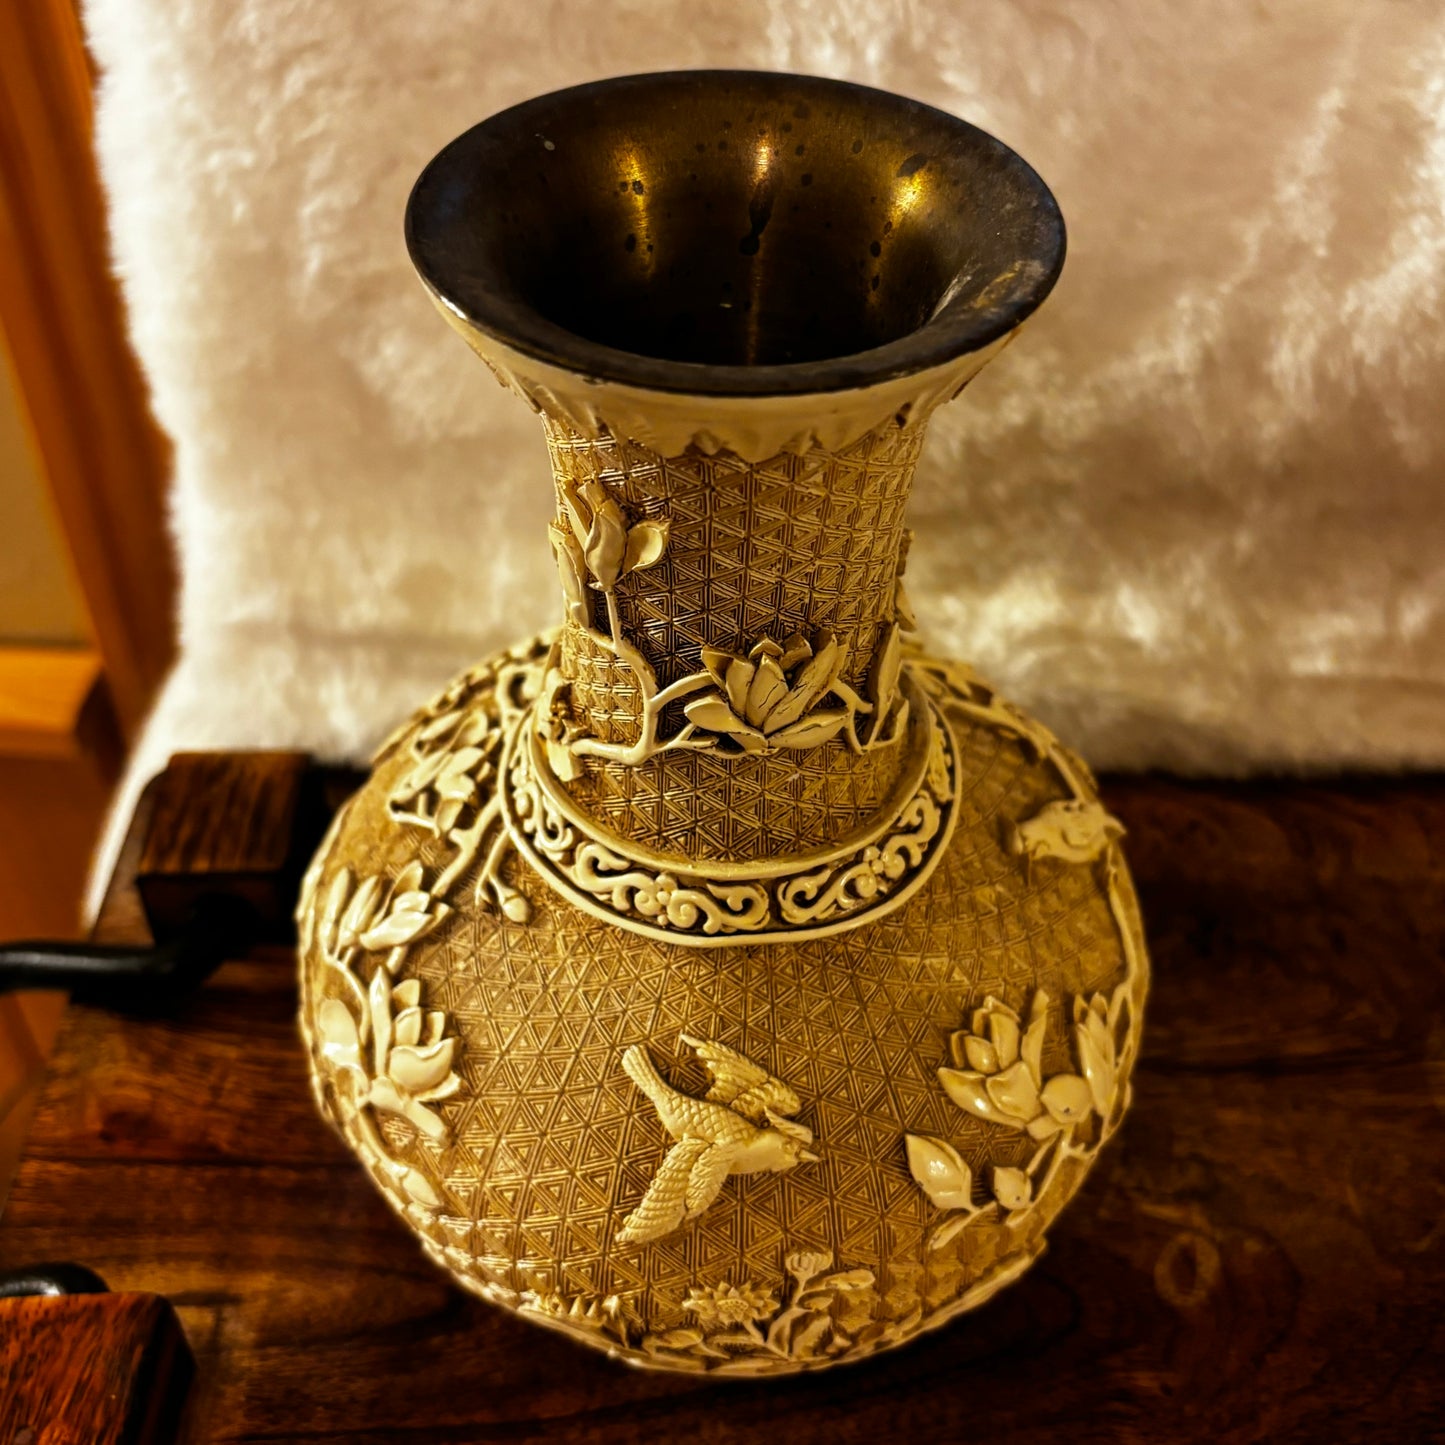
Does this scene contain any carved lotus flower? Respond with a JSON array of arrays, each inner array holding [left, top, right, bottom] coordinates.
[[316, 863, 450, 962], [683, 632, 849, 753], [938, 992, 1093, 1140], [317, 969, 461, 1143], [1073, 991, 1120, 1119], [683, 1280, 780, 1328]]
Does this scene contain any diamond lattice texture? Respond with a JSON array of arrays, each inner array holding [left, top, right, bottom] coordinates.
[[342, 691, 1131, 1339], [547, 419, 919, 858]]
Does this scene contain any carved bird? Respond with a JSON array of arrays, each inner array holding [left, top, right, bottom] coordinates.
[[617, 1034, 819, 1246], [1007, 798, 1125, 874]]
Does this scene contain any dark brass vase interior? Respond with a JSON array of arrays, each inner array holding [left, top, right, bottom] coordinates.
[[407, 70, 1064, 393]]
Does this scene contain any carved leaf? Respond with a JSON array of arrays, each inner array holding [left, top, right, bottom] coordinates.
[[939, 1068, 1029, 1129], [770, 709, 850, 751], [368, 966, 392, 1070], [400, 1167, 440, 1208], [392, 748, 449, 805], [317, 998, 360, 1063], [684, 692, 747, 734], [418, 709, 464, 743], [793, 1313, 832, 1358], [810, 1269, 875, 1293], [390, 1037, 457, 1094], [904, 1133, 975, 1211], [622, 519, 670, 574], [562, 486, 591, 553], [894, 576, 918, 631], [1074, 1026, 1113, 1117], [338, 875, 382, 948], [393, 861, 425, 895], [319, 868, 353, 956], [359, 909, 439, 951], [436, 749, 484, 796], [869, 621, 903, 710], [545, 737, 584, 783], [928, 1211, 976, 1252], [1026, 1112, 1064, 1141], [549, 523, 589, 621], [399, 1094, 449, 1142], [651, 1328, 705, 1349]]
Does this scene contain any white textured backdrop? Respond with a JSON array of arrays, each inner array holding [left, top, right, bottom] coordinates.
[[85, 0, 1445, 899]]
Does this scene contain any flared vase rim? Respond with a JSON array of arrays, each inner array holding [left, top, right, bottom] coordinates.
[[405, 69, 1066, 401]]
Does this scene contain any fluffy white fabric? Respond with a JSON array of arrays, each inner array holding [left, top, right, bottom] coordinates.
[[84, 0, 1445, 905]]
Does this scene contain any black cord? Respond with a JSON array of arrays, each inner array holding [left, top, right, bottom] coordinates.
[[0, 894, 255, 1006], [0, 1263, 108, 1299]]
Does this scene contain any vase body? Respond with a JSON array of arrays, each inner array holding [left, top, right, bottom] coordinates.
[[296, 72, 1148, 1376]]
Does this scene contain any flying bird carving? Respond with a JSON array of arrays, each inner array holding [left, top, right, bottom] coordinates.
[[618, 1034, 819, 1246]]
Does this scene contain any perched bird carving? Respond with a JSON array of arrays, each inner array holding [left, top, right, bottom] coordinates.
[[1007, 798, 1125, 877], [618, 1034, 819, 1246]]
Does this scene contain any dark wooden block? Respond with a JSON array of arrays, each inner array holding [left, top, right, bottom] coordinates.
[[0, 1292, 192, 1444], [135, 751, 313, 942]]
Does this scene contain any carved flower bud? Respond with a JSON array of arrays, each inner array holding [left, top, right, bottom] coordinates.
[[992, 1165, 1032, 1211], [567, 480, 628, 590]]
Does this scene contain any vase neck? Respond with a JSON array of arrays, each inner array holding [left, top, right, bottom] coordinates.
[[536, 416, 925, 863], [545, 416, 922, 696]]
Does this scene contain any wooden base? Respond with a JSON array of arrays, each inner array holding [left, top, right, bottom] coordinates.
[[1, 772, 1442, 1440], [0, 1292, 191, 1444]]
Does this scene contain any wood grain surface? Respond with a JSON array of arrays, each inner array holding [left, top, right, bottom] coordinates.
[[0, 1291, 191, 1444], [136, 751, 313, 941], [2, 776, 1442, 1443]]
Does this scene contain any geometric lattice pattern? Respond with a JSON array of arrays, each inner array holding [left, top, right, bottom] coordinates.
[[548, 418, 920, 859], [310, 672, 1136, 1354]]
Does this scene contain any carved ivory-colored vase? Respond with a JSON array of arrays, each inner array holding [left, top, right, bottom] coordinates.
[[296, 72, 1149, 1376]]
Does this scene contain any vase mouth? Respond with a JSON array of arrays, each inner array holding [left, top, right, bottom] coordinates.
[[406, 70, 1064, 399]]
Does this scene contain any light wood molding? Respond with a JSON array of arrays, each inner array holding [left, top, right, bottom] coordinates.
[[0, 0, 175, 739], [0, 645, 111, 761]]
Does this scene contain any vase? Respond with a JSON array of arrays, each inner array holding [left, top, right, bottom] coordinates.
[[296, 71, 1149, 1377]]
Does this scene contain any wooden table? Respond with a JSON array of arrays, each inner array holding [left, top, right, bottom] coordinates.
[[3, 777, 1443, 1443]]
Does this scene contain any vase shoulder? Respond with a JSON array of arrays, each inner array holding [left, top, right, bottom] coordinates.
[[297, 635, 1149, 1375]]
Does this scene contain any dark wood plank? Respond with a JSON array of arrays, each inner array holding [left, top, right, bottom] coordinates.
[[0, 1292, 191, 1444], [2, 776, 1442, 1443], [136, 752, 312, 941]]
